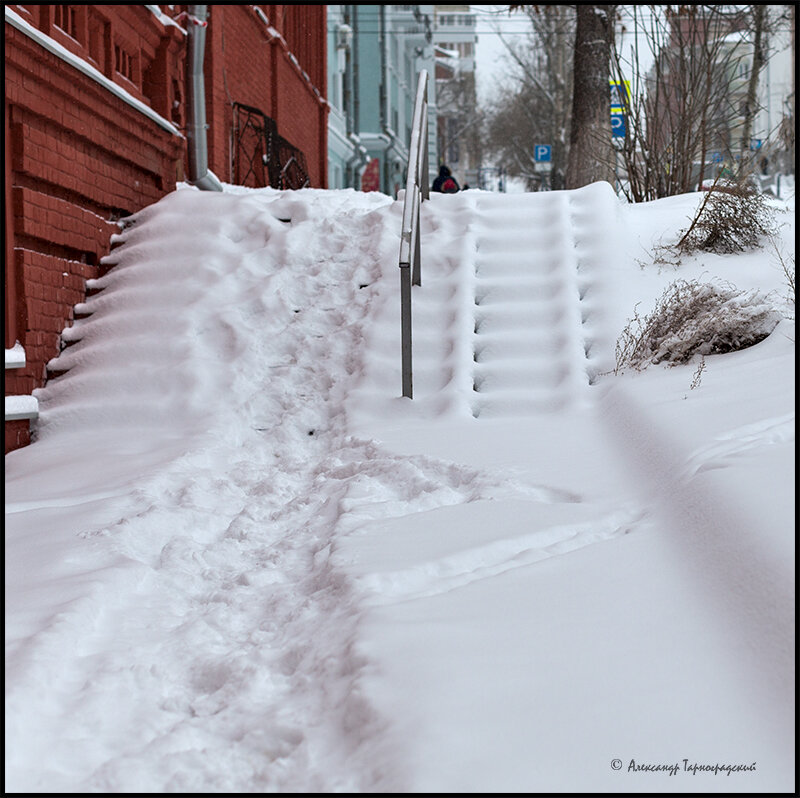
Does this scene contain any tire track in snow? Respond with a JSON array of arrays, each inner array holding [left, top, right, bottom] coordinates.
[[679, 412, 795, 479], [348, 506, 644, 606]]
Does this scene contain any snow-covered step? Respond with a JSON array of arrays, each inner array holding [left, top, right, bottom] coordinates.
[[473, 359, 570, 392], [473, 300, 573, 333], [475, 278, 567, 305], [474, 254, 568, 280], [475, 231, 568, 258], [471, 388, 570, 418], [473, 331, 572, 361]]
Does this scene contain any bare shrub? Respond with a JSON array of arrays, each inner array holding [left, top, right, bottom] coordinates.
[[615, 279, 782, 373], [689, 356, 707, 390], [769, 236, 796, 315], [676, 182, 778, 255]]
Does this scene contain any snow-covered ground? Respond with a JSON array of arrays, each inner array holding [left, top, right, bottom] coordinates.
[[5, 180, 795, 792]]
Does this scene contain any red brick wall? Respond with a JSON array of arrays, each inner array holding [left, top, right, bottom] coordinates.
[[4, 5, 328, 454], [204, 5, 328, 187], [5, 420, 31, 453], [4, 5, 184, 453]]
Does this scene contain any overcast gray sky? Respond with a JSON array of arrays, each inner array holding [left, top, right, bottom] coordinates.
[[472, 5, 532, 102]]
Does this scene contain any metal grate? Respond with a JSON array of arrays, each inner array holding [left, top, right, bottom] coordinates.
[[232, 103, 310, 190]]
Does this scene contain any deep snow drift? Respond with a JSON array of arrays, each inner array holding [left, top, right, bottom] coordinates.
[[5, 181, 795, 792]]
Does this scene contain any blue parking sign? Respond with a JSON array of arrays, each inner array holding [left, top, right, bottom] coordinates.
[[534, 145, 551, 162]]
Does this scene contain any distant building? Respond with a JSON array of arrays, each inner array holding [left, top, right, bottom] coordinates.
[[327, 5, 369, 189], [711, 6, 795, 177], [347, 5, 438, 197], [754, 5, 794, 177], [645, 5, 795, 188], [433, 5, 480, 188]]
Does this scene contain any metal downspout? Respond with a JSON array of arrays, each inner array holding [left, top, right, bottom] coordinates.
[[379, 5, 390, 193], [186, 5, 223, 191]]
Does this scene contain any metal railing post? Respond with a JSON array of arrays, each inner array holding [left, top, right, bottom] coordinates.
[[412, 192, 421, 287], [420, 99, 430, 202], [398, 70, 429, 400], [400, 263, 413, 398]]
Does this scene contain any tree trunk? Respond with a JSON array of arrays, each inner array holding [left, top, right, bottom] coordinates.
[[739, 4, 767, 176], [565, 4, 615, 189]]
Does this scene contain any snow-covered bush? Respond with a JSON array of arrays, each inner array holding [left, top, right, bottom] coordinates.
[[676, 182, 778, 255], [615, 279, 782, 373]]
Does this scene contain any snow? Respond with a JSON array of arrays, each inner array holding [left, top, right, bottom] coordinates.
[[4, 395, 39, 420], [4, 179, 795, 792], [5, 343, 26, 369], [143, 5, 187, 34]]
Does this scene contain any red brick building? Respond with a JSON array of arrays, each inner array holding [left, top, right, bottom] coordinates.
[[4, 5, 328, 452]]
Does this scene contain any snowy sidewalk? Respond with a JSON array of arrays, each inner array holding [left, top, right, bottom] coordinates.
[[5, 184, 795, 792]]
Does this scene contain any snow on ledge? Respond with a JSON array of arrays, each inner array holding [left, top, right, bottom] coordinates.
[[5, 7, 183, 138], [5, 344, 26, 369], [5, 395, 39, 421], [144, 5, 187, 34]]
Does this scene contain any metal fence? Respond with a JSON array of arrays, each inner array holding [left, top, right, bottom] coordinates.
[[232, 103, 310, 190]]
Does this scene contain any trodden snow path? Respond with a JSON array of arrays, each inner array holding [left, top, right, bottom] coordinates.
[[5, 187, 436, 792]]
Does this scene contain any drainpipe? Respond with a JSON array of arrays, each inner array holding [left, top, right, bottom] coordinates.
[[379, 6, 405, 195], [186, 5, 223, 191], [379, 5, 390, 193], [344, 5, 368, 187]]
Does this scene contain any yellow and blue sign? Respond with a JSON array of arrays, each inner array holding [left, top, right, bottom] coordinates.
[[610, 79, 630, 138], [610, 80, 630, 112]]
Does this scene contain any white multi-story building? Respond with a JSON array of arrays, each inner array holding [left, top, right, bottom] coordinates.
[[754, 5, 794, 176], [432, 5, 479, 188]]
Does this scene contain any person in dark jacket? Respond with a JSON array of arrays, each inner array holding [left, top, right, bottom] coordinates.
[[432, 164, 460, 193]]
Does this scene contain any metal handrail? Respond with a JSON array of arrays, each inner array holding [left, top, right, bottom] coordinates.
[[399, 70, 430, 399]]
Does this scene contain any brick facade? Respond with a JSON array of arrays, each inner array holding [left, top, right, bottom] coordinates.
[[4, 5, 328, 453]]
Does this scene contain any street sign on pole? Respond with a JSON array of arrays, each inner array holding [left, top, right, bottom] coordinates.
[[534, 144, 551, 163], [611, 114, 625, 138]]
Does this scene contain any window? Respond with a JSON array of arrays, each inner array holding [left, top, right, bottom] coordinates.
[[115, 44, 134, 82], [54, 5, 79, 40]]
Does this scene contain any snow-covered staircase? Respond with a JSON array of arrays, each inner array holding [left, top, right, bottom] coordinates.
[[470, 190, 592, 417], [350, 182, 619, 426]]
